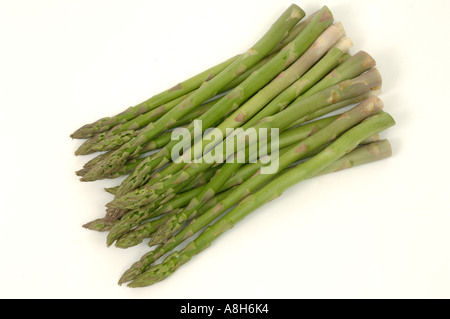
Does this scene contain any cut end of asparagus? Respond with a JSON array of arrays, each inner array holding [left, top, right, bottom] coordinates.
[[356, 50, 377, 69], [366, 68, 382, 91], [333, 22, 346, 36], [353, 67, 382, 92], [333, 36, 353, 54], [370, 88, 382, 96]]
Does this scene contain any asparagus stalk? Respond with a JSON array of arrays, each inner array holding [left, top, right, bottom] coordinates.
[[114, 208, 183, 248], [116, 97, 385, 283], [104, 161, 223, 227], [218, 51, 277, 93], [70, 7, 305, 140], [148, 161, 242, 246], [104, 165, 222, 244], [104, 115, 340, 245], [110, 6, 333, 195], [148, 116, 345, 246], [103, 159, 227, 222], [114, 188, 235, 248], [238, 68, 382, 146], [266, 13, 314, 55], [238, 37, 353, 130], [75, 51, 278, 156], [79, 5, 305, 182], [103, 166, 219, 224], [106, 115, 340, 239], [69, 57, 234, 139], [76, 125, 185, 179], [195, 23, 346, 158], [146, 97, 382, 242], [75, 95, 218, 155], [244, 47, 375, 129], [125, 61, 377, 199], [120, 132, 392, 285], [288, 89, 380, 128], [115, 138, 389, 249], [302, 51, 377, 99], [107, 69, 381, 211], [126, 112, 395, 287], [148, 25, 349, 245]]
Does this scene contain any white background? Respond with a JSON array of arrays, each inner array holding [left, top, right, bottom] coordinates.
[[1, 0, 449, 299]]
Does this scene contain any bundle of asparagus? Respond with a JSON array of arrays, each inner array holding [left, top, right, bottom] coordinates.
[[71, 4, 395, 288]]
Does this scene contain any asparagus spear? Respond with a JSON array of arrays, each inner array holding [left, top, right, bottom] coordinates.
[[106, 115, 340, 238], [100, 168, 221, 224], [301, 51, 377, 99], [116, 96, 385, 283], [69, 58, 234, 139], [115, 137, 388, 249], [236, 68, 382, 148], [121, 132, 392, 285], [126, 112, 395, 287], [147, 25, 349, 245], [72, 5, 313, 140], [75, 51, 279, 156], [104, 115, 340, 245], [145, 97, 384, 244], [104, 165, 223, 243], [109, 6, 333, 195], [114, 188, 235, 248], [122, 60, 377, 199], [79, 5, 305, 182], [148, 115, 344, 246], [195, 23, 347, 158], [75, 95, 218, 155], [107, 69, 381, 211], [244, 48, 375, 128], [103, 165, 221, 225], [288, 89, 380, 128]]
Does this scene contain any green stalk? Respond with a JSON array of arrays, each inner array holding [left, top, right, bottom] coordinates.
[[75, 95, 218, 155], [104, 164, 221, 223], [196, 23, 346, 158], [148, 161, 242, 246], [148, 115, 341, 246], [114, 188, 234, 248], [121, 129, 393, 287], [70, 57, 234, 139], [243, 68, 382, 140], [244, 46, 376, 129], [105, 165, 221, 244], [75, 51, 279, 156], [147, 25, 349, 245], [104, 115, 340, 244], [111, 6, 332, 195], [126, 113, 395, 287], [71, 6, 313, 140], [117, 97, 385, 284], [302, 50, 377, 99], [287, 90, 379, 128], [80, 5, 305, 182], [107, 68, 381, 211], [116, 138, 390, 249], [121, 56, 376, 199]]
